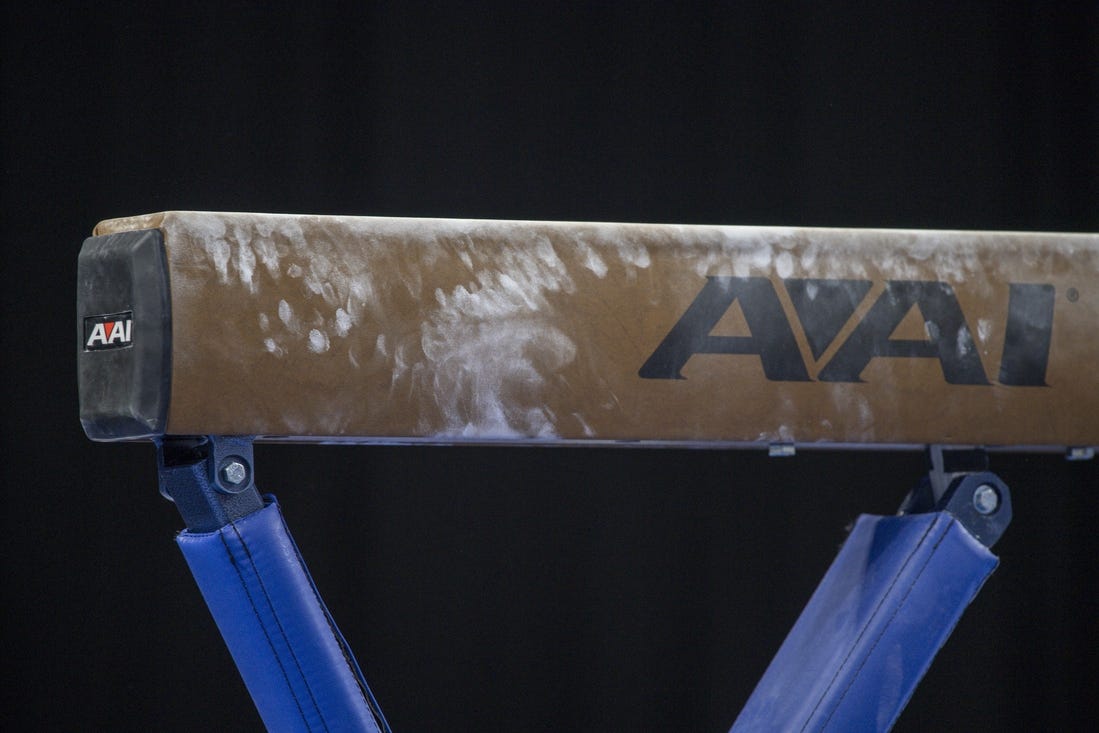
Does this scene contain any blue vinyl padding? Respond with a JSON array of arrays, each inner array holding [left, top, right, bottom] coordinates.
[[177, 497, 386, 733], [731, 511, 998, 732]]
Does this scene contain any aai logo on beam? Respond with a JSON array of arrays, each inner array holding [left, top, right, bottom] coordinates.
[[640, 278, 1055, 386], [84, 311, 134, 351]]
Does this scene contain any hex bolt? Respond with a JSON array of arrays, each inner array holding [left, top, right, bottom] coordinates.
[[972, 484, 1000, 515], [220, 459, 248, 487], [1067, 446, 1095, 462]]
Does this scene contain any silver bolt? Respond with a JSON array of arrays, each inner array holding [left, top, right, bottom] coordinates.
[[768, 443, 796, 458], [972, 484, 1000, 515], [1067, 446, 1095, 462], [220, 460, 248, 486]]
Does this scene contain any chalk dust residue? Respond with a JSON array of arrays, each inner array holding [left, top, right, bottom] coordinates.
[[334, 308, 352, 337], [977, 318, 992, 344], [308, 329, 330, 353], [420, 232, 578, 437], [166, 213, 610, 437]]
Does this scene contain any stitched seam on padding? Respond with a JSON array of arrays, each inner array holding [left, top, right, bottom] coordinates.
[[821, 519, 952, 729], [800, 517, 940, 732], [231, 521, 330, 733], [277, 509, 378, 716], [218, 529, 312, 731]]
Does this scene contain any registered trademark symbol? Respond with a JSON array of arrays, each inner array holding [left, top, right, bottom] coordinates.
[[1067, 287, 1079, 303]]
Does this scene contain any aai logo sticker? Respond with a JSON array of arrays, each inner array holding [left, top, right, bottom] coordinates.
[[84, 311, 133, 351]]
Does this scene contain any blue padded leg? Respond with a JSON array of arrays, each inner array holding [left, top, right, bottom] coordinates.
[[731, 511, 998, 732], [177, 497, 387, 733]]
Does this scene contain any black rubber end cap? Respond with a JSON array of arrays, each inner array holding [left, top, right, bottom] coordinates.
[[77, 228, 171, 441]]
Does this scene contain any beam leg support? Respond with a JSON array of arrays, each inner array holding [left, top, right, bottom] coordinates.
[[160, 436, 390, 733], [732, 469, 1010, 732]]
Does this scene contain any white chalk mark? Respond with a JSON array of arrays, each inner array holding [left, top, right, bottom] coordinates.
[[308, 329, 330, 353]]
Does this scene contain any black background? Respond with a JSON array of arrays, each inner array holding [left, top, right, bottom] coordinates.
[[3, 3, 1097, 731]]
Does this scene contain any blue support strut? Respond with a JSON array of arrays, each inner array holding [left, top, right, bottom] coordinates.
[[731, 507, 1001, 732], [159, 436, 389, 733], [178, 498, 388, 733]]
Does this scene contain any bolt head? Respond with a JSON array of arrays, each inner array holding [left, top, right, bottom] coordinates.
[[1067, 446, 1095, 462], [220, 460, 248, 486], [972, 484, 1000, 515]]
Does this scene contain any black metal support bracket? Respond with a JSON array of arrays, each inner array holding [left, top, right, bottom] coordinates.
[[156, 435, 264, 532], [899, 445, 1013, 548]]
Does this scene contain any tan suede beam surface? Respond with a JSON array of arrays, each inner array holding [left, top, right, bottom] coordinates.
[[92, 212, 1098, 449]]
